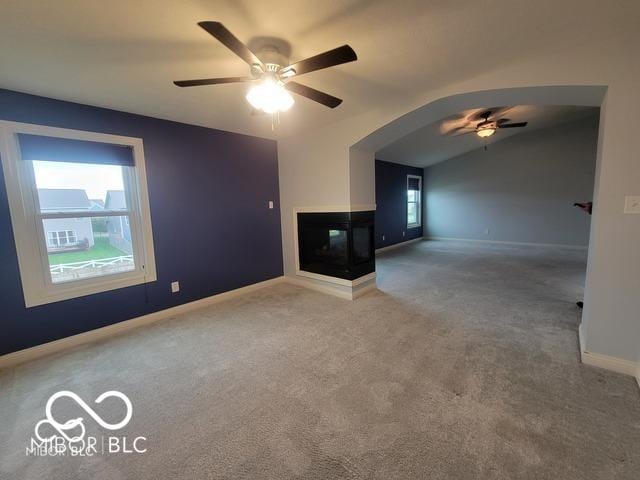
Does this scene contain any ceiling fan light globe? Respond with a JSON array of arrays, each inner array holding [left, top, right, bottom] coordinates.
[[246, 85, 264, 110], [277, 90, 295, 112], [246, 80, 294, 113], [476, 127, 496, 138]]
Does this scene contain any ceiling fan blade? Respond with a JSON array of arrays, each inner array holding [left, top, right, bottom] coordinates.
[[452, 129, 477, 137], [498, 122, 528, 129], [174, 76, 254, 87], [198, 21, 263, 67], [282, 45, 357, 77], [443, 125, 474, 136], [284, 81, 343, 108], [469, 106, 515, 122], [470, 109, 493, 122]]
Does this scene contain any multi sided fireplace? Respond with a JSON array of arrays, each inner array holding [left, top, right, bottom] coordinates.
[[297, 211, 375, 281]]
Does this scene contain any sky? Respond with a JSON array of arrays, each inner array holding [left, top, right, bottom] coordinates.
[[33, 161, 124, 200]]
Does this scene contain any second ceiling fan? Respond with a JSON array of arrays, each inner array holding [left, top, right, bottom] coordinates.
[[174, 22, 357, 114], [444, 108, 528, 138]]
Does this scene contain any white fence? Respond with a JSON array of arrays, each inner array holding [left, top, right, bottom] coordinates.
[[50, 255, 134, 282]]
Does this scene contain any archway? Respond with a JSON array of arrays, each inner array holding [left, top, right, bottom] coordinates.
[[348, 85, 609, 364]]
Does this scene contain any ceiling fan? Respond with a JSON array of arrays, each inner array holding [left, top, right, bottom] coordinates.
[[443, 108, 528, 138], [174, 22, 357, 114]]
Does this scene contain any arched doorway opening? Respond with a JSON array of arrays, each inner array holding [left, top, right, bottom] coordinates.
[[348, 85, 607, 357]]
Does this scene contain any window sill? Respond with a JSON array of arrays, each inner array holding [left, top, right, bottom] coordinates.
[[25, 271, 157, 308]]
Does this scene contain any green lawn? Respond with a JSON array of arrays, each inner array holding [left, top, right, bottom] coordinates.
[[48, 237, 127, 266]]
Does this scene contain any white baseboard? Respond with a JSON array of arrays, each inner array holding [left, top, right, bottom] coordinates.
[[0, 271, 381, 370], [578, 323, 638, 377], [375, 237, 423, 253], [581, 350, 639, 377], [0, 276, 286, 370], [426, 236, 588, 250]]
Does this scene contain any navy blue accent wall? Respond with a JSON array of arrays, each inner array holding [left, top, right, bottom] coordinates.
[[0, 89, 282, 355], [375, 159, 423, 249]]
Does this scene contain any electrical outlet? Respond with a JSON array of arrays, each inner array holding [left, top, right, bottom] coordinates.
[[268, 200, 274, 209], [402, 231, 405, 237], [624, 195, 640, 214], [171, 281, 180, 293], [382, 235, 385, 241]]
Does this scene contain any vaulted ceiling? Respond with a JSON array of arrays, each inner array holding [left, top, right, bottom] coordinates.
[[376, 105, 600, 168], [0, 1, 637, 139]]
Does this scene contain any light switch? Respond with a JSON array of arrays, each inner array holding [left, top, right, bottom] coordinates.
[[268, 201, 274, 209], [624, 196, 640, 214]]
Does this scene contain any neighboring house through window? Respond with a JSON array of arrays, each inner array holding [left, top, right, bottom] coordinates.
[[0, 121, 157, 307], [39, 188, 94, 251], [407, 175, 422, 228], [47, 230, 78, 248]]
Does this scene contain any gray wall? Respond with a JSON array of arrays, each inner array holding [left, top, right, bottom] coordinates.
[[423, 115, 599, 246]]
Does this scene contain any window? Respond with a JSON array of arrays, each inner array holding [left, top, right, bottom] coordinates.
[[407, 175, 422, 228], [0, 121, 156, 307], [47, 230, 78, 248]]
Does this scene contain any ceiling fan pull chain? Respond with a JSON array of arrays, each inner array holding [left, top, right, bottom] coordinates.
[[271, 111, 281, 131]]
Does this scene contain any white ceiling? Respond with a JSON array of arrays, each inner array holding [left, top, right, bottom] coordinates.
[[0, 1, 636, 140], [376, 105, 599, 168]]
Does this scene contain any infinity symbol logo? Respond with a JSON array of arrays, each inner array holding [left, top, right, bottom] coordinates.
[[34, 391, 133, 443]]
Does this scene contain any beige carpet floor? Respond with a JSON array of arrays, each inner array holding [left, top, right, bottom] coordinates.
[[1, 240, 639, 479]]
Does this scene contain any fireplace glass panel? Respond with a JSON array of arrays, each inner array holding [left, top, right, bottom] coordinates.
[[301, 226, 348, 266], [352, 226, 372, 264]]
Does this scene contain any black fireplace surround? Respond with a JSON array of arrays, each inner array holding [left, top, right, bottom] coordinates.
[[297, 211, 375, 281]]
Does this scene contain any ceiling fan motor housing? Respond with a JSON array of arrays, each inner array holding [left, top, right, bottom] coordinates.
[[477, 120, 496, 129], [257, 46, 288, 72]]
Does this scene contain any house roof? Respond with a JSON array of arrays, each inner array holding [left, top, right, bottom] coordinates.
[[104, 190, 126, 210], [89, 198, 105, 209], [38, 188, 90, 211]]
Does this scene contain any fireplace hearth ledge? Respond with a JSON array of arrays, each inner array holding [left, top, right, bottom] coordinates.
[[286, 272, 377, 301]]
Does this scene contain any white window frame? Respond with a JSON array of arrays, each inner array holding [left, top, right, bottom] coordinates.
[[407, 174, 422, 228], [0, 120, 157, 307]]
